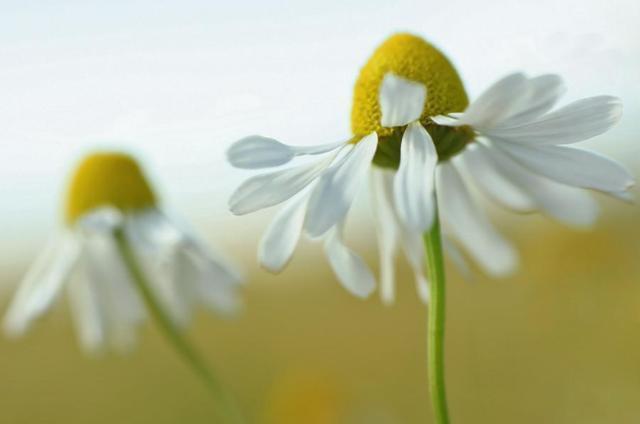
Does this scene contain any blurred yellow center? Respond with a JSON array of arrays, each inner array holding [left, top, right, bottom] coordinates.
[[351, 33, 469, 137], [65, 152, 157, 224]]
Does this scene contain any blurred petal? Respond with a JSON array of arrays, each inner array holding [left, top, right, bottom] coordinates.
[[168, 240, 242, 317], [304, 133, 377, 238], [82, 229, 146, 351], [456, 73, 528, 129], [323, 221, 376, 298], [497, 74, 566, 127], [610, 190, 634, 203], [194, 281, 241, 316], [77, 207, 123, 233], [437, 162, 518, 277], [494, 141, 634, 193], [4, 234, 81, 336], [373, 168, 430, 303], [442, 236, 472, 281], [259, 195, 309, 273], [370, 169, 399, 305], [398, 228, 430, 304], [155, 211, 244, 287], [394, 122, 437, 232], [127, 210, 243, 319], [458, 144, 535, 212], [488, 96, 622, 144], [379, 74, 427, 127], [182, 247, 242, 317], [67, 274, 105, 354], [482, 144, 599, 228]]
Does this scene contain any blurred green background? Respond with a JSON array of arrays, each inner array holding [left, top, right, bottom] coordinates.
[[2, 193, 639, 423]]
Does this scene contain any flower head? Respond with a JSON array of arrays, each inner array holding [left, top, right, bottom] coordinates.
[[4, 152, 243, 354], [352, 33, 468, 137], [65, 152, 157, 224], [227, 33, 634, 303]]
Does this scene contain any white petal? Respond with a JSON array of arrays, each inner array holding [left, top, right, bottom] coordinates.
[[525, 179, 599, 228], [481, 143, 599, 228], [123, 213, 193, 326], [434, 75, 564, 129], [174, 239, 243, 316], [127, 216, 193, 325], [487, 96, 622, 145], [497, 74, 566, 127], [373, 168, 430, 304], [126, 209, 182, 247], [258, 194, 309, 273], [152, 247, 196, 327], [494, 141, 634, 193], [227, 136, 294, 169], [610, 190, 634, 203], [77, 207, 123, 233], [431, 115, 462, 126], [370, 169, 399, 305], [457, 144, 535, 212], [3, 234, 81, 336], [323, 222, 376, 298], [229, 151, 338, 215], [227, 135, 344, 169], [153, 211, 244, 287], [128, 211, 242, 318], [194, 280, 241, 316], [304, 133, 377, 238], [67, 275, 106, 354], [398, 228, 430, 304], [379, 73, 427, 127], [393, 122, 437, 232], [82, 228, 146, 350], [442, 237, 472, 281], [457, 73, 529, 129], [185, 246, 244, 290], [437, 162, 518, 277], [176, 244, 241, 317]]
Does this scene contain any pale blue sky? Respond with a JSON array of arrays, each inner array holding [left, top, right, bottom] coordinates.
[[1, 0, 639, 267]]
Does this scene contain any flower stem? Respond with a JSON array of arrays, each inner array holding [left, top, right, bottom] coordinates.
[[424, 208, 450, 424], [114, 229, 244, 424]]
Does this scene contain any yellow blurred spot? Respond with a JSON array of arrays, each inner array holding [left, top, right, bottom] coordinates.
[[263, 370, 344, 424], [351, 33, 468, 138], [65, 152, 157, 224]]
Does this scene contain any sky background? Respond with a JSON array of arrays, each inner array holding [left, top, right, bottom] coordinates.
[[1, 0, 639, 269]]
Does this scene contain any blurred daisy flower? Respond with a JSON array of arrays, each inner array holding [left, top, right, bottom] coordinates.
[[263, 367, 397, 424], [3, 152, 243, 354], [263, 369, 345, 424], [227, 33, 633, 302]]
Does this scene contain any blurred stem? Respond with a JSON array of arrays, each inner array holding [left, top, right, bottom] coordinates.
[[114, 229, 244, 424], [424, 207, 450, 424]]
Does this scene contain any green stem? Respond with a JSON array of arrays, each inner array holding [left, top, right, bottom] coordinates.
[[424, 208, 450, 424], [114, 229, 244, 424]]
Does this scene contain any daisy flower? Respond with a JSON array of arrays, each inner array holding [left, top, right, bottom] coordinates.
[[227, 33, 633, 302], [227, 32, 633, 424], [3, 152, 243, 354]]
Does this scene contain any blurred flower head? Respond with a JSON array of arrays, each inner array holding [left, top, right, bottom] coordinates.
[[4, 152, 243, 354], [226, 33, 634, 303], [263, 369, 345, 424]]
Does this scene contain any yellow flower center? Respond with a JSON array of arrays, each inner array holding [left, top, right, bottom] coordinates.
[[352, 33, 468, 136], [351, 33, 474, 167], [65, 152, 157, 224]]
